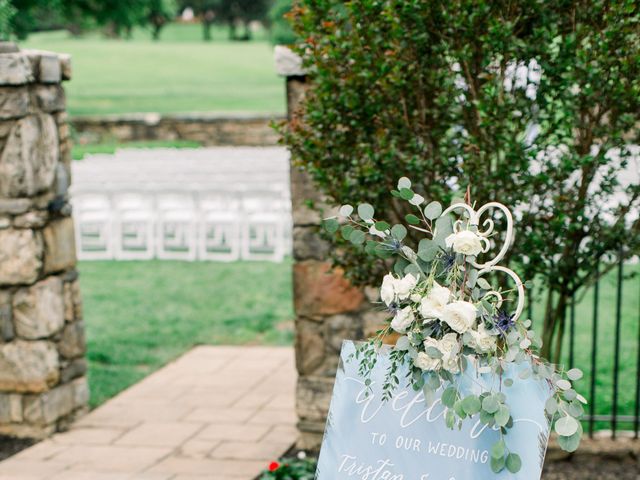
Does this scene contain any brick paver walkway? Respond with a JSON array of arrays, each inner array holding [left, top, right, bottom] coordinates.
[[0, 346, 297, 480]]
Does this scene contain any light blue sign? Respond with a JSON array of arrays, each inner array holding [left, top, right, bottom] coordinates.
[[316, 341, 551, 480]]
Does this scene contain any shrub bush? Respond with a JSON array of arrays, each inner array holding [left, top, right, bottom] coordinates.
[[278, 0, 640, 361]]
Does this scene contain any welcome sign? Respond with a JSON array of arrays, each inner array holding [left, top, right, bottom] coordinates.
[[316, 341, 551, 480]]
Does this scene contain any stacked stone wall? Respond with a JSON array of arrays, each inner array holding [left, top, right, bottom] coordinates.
[[0, 43, 87, 438], [285, 76, 383, 450], [71, 112, 283, 146]]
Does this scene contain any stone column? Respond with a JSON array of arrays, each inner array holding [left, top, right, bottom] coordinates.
[[0, 43, 88, 438], [276, 47, 384, 450]]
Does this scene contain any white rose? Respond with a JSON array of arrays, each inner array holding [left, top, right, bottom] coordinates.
[[423, 337, 440, 353], [390, 306, 414, 333], [380, 273, 396, 305], [394, 274, 417, 300], [439, 333, 460, 357], [441, 301, 477, 334], [442, 353, 460, 374], [420, 282, 451, 320], [410, 293, 422, 303], [471, 324, 497, 353], [445, 230, 484, 256], [415, 351, 441, 371]]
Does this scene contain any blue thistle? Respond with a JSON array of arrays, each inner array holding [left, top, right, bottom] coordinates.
[[493, 309, 515, 335]]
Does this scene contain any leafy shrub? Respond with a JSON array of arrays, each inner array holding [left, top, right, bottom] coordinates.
[[258, 456, 316, 480], [278, 0, 640, 361], [268, 0, 296, 45]]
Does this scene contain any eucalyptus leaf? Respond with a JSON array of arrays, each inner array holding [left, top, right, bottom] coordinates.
[[506, 453, 522, 473], [323, 218, 339, 233], [476, 278, 492, 290], [434, 215, 453, 240], [495, 405, 510, 427], [357, 203, 375, 220], [406, 213, 421, 225], [395, 336, 410, 350], [555, 415, 579, 436], [461, 395, 481, 416], [391, 224, 407, 241], [340, 225, 354, 240], [397, 177, 411, 189], [567, 368, 583, 381], [445, 410, 456, 429], [482, 396, 500, 414], [375, 220, 390, 231], [441, 387, 458, 408], [423, 201, 443, 220], [556, 379, 572, 391], [491, 438, 505, 459], [399, 188, 414, 200], [425, 346, 443, 359], [490, 455, 505, 473], [557, 423, 583, 452], [350, 229, 366, 245], [339, 204, 354, 217]]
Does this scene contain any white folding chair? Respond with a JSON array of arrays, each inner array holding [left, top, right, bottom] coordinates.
[[240, 187, 287, 262], [112, 192, 156, 260], [197, 190, 241, 262], [72, 192, 114, 260], [156, 192, 198, 261]]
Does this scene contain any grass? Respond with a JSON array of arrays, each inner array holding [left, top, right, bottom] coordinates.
[[530, 264, 639, 432], [20, 24, 285, 116], [71, 139, 202, 160], [79, 260, 294, 407]]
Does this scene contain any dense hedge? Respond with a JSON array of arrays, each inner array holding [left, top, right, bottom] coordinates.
[[278, 0, 640, 360]]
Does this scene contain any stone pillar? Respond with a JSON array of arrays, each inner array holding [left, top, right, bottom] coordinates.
[[0, 43, 88, 438], [277, 47, 384, 450]]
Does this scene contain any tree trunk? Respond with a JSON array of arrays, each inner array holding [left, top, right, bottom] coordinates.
[[152, 24, 162, 41], [203, 21, 212, 41], [540, 287, 570, 364]]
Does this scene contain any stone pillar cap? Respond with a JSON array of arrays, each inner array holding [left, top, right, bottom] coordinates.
[[0, 42, 19, 54], [274, 45, 306, 77]]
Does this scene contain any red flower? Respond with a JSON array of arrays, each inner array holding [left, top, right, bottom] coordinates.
[[268, 462, 280, 472]]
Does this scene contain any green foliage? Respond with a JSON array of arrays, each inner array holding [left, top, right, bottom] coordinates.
[[258, 457, 316, 480], [0, 0, 15, 40], [279, 0, 640, 363], [268, 0, 296, 45], [183, 0, 270, 41], [6, 0, 178, 39]]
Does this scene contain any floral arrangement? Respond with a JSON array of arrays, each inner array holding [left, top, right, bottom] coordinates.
[[323, 178, 586, 474]]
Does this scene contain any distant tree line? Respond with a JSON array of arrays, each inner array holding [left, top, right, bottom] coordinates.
[[1, 0, 282, 42]]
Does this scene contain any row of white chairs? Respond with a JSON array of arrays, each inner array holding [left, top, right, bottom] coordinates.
[[72, 187, 292, 262]]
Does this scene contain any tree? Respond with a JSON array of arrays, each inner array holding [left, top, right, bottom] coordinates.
[[268, 0, 295, 45], [0, 0, 16, 40], [181, 0, 216, 41], [279, 0, 640, 363], [213, 0, 270, 40], [146, 0, 177, 40]]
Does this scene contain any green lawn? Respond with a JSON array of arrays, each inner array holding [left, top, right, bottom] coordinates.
[[71, 139, 202, 160], [20, 24, 286, 116], [530, 264, 639, 432], [80, 260, 294, 407]]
